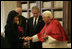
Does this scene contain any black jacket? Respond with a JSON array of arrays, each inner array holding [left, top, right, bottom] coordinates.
[[27, 16, 45, 48]]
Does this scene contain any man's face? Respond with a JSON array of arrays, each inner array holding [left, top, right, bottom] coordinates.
[[17, 8, 22, 15], [32, 10, 39, 18], [42, 15, 51, 24]]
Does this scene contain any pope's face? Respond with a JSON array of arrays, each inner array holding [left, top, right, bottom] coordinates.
[[32, 10, 39, 18], [42, 15, 51, 24]]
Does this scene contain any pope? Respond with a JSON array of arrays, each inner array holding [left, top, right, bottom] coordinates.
[[24, 11, 68, 48]]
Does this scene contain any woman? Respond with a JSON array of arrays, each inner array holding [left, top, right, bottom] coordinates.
[[5, 10, 25, 48], [24, 11, 68, 48]]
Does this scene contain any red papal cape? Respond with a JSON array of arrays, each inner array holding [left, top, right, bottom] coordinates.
[[37, 19, 68, 42]]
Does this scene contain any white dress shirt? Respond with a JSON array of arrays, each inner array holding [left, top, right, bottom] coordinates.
[[33, 16, 39, 26]]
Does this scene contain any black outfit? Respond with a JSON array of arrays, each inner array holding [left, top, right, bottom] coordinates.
[[5, 23, 19, 48], [1, 36, 10, 48], [5, 10, 27, 48], [5, 10, 19, 48], [27, 16, 45, 48]]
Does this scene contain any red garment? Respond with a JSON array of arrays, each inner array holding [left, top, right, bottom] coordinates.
[[37, 19, 68, 42], [18, 26, 24, 34], [18, 26, 24, 47]]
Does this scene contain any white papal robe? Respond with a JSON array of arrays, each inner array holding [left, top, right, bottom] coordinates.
[[32, 34, 67, 48]]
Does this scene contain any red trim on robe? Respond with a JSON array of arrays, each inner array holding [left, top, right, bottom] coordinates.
[[37, 19, 68, 42]]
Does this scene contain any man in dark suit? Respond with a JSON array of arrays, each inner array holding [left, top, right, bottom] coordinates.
[[27, 6, 45, 48]]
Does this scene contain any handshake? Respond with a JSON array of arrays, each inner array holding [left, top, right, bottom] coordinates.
[[21, 36, 33, 41]]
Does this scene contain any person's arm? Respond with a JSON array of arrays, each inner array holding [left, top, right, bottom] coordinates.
[[23, 34, 40, 42], [32, 34, 40, 42], [32, 34, 57, 43]]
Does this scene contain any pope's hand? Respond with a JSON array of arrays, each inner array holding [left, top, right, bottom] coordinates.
[[43, 35, 48, 42]]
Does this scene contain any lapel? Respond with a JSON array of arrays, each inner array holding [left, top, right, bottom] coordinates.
[[30, 17, 34, 29]]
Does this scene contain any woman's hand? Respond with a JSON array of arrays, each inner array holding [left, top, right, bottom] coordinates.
[[24, 36, 33, 41]]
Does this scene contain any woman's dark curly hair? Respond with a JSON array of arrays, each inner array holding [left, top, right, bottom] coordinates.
[[6, 10, 19, 25]]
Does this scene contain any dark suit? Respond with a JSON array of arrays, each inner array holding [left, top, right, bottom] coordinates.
[[27, 16, 45, 48]]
